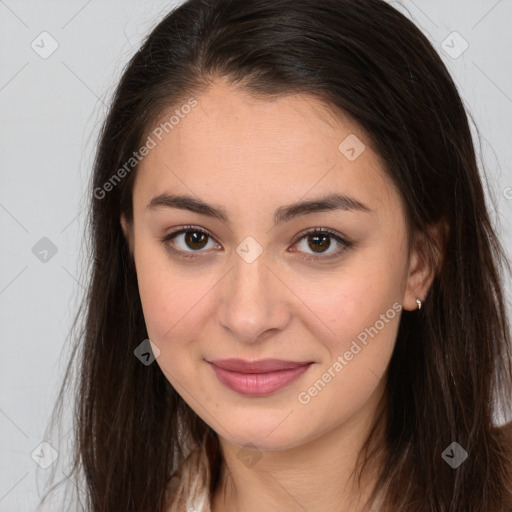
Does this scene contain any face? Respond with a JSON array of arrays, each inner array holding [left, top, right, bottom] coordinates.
[[121, 78, 432, 451]]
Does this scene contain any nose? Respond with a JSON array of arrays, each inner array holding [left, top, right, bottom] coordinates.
[[216, 249, 291, 344]]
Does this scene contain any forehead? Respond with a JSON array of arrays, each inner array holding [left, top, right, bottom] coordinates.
[[133, 80, 397, 216]]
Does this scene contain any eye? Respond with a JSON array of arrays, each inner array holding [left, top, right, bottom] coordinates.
[[161, 225, 220, 258], [161, 225, 351, 261], [290, 227, 351, 261]]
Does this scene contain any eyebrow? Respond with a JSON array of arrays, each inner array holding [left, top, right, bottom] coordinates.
[[146, 192, 372, 225]]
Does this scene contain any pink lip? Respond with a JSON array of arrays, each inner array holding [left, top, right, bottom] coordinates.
[[208, 358, 313, 396]]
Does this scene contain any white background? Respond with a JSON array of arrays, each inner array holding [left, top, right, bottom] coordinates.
[[0, 0, 511, 510]]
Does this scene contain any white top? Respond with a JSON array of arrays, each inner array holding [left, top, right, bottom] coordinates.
[[165, 445, 212, 512]]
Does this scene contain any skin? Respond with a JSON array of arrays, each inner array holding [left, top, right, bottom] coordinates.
[[121, 78, 437, 512]]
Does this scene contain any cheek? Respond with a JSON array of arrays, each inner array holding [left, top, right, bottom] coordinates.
[[290, 254, 404, 351], [134, 243, 220, 359], [296, 305, 400, 434], [135, 257, 214, 389], [302, 279, 401, 380], [289, 251, 404, 408]]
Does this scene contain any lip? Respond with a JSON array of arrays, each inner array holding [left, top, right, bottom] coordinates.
[[208, 358, 313, 396]]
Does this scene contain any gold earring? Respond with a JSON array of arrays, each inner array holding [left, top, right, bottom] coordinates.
[[416, 298, 422, 310]]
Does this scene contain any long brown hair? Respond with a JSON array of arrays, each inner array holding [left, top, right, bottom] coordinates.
[[38, 0, 512, 510]]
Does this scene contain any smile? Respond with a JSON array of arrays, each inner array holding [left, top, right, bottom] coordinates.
[[207, 359, 314, 396]]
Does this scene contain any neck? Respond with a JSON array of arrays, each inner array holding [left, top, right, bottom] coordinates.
[[211, 382, 388, 512]]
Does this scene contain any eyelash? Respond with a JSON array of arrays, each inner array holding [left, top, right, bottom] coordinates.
[[160, 225, 351, 262], [161, 226, 352, 262]]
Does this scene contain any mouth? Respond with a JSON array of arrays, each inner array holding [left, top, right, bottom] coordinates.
[[207, 358, 314, 396]]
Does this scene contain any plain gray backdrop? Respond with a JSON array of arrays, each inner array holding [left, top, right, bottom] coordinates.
[[1, 1, 511, 510]]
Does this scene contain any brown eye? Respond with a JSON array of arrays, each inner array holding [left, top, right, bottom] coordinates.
[[291, 228, 350, 261], [183, 231, 208, 250], [306, 233, 332, 254], [161, 226, 220, 258], [161, 225, 350, 262]]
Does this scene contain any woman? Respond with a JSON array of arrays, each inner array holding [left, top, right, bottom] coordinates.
[[40, 0, 512, 511]]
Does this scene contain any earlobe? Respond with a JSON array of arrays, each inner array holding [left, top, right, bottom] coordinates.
[[401, 221, 448, 311], [402, 245, 433, 311]]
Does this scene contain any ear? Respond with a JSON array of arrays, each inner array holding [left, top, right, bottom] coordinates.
[[401, 220, 448, 311], [120, 213, 134, 257]]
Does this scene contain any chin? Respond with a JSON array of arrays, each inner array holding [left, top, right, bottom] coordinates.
[[214, 414, 312, 451], [225, 432, 302, 452]]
